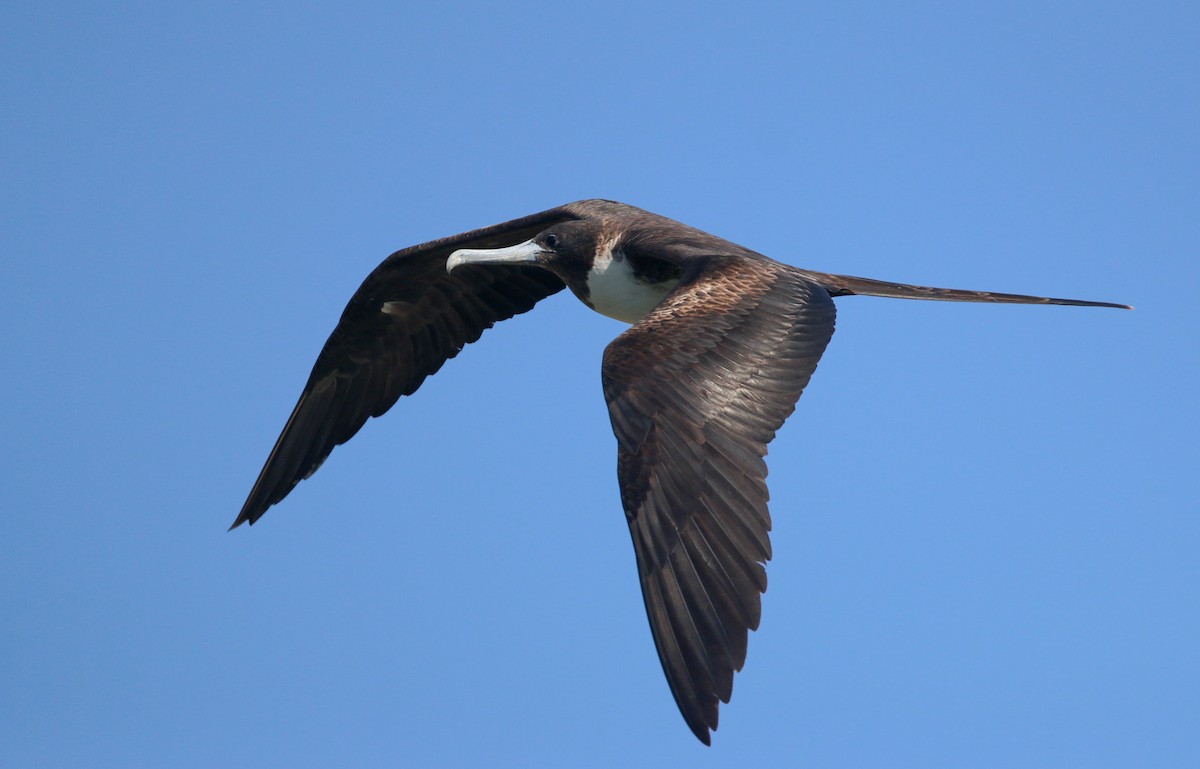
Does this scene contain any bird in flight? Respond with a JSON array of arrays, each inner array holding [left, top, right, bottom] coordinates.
[[232, 199, 1128, 744]]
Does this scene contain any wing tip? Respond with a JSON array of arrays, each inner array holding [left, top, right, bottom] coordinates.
[[686, 717, 714, 746], [228, 502, 263, 531]]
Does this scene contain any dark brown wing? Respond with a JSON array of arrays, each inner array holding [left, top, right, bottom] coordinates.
[[602, 258, 837, 744], [232, 206, 579, 529]]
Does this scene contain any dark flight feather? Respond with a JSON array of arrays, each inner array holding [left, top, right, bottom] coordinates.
[[602, 257, 837, 743], [231, 207, 579, 529]]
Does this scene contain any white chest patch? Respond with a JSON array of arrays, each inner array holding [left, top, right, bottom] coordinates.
[[585, 244, 680, 324]]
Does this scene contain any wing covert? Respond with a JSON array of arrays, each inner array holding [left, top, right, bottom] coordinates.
[[232, 206, 578, 529], [601, 258, 837, 743]]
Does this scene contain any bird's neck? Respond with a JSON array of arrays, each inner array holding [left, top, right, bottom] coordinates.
[[578, 244, 681, 324]]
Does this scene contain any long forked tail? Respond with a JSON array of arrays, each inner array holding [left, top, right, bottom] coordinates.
[[801, 270, 1132, 310]]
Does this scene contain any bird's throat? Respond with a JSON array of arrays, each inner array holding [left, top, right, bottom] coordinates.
[[583, 247, 680, 324]]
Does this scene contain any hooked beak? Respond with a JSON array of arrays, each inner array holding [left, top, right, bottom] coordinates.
[[447, 238, 546, 273]]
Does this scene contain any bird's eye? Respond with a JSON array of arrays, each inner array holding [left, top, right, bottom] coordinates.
[[545, 233, 560, 248]]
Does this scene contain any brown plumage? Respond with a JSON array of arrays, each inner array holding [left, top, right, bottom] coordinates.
[[232, 208, 574, 524], [233, 199, 1128, 744]]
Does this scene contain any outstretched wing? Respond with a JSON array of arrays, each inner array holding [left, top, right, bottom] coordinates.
[[602, 258, 837, 744], [233, 206, 579, 529]]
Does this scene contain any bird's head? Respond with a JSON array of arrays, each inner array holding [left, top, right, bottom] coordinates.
[[446, 219, 602, 283], [447, 207, 688, 324]]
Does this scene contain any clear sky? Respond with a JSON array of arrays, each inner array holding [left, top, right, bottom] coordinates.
[[2, 2, 1196, 767]]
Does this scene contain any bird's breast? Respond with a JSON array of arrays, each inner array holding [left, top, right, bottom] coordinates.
[[582, 248, 680, 324]]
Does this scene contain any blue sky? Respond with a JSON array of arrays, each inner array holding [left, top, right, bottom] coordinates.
[[2, 2, 1196, 767]]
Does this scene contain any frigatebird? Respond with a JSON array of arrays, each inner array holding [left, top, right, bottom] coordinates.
[[232, 199, 1128, 744]]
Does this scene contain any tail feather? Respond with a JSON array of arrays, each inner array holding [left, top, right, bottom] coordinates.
[[801, 270, 1131, 310]]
